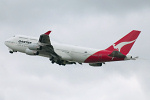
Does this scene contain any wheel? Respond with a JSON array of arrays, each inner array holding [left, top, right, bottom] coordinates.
[[9, 51, 13, 54], [62, 64, 66, 66], [49, 57, 54, 61], [52, 61, 55, 64]]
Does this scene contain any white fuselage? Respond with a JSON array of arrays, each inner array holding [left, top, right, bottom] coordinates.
[[5, 35, 99, 63], [5, 30, 140, 66]]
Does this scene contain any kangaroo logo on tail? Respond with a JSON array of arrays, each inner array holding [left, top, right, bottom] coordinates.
[[112, 40, 136, 52], [106, 30, 141, 55]]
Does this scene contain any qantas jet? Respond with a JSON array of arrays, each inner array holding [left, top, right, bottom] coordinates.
[[5, 30, 140, 66]]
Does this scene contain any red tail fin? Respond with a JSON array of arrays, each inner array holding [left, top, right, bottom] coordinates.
[[106, 30, 141, 55]]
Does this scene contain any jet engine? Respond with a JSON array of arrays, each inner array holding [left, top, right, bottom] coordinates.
[[25, 48, 39, 55], [89, 63, 102, 67], [28, 44, 42, 50]]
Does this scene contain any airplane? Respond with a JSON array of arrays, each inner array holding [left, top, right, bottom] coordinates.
[[5, 30, 141, 66]]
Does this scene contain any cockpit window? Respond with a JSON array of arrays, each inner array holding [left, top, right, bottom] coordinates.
[[13, 35, 15, 37]]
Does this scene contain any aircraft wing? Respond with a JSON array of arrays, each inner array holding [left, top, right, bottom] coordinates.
[[39, 31, 61, 59], [38, 31, 76, 65], [39, 31, 51, 44]]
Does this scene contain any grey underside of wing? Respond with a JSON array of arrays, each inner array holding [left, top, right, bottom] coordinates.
[[39, 34, 51, 44], [42, 45, 60, 58], [39, 34, 60, 58]]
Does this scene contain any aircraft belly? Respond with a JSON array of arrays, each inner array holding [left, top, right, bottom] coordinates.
[[54, 50, 72, 61], [52, 43, 99, 63], [70, 52, 91, 62]]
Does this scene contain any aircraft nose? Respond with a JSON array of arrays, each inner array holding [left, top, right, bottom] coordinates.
[[4, 38, 12, 47], [4, 40, 9, 47]]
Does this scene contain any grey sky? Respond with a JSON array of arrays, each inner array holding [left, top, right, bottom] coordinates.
[[0, 0, 150, 100]]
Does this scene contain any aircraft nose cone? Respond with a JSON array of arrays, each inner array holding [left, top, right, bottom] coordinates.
[[4, 38, 11, 47], [4, 40, 8, 46], [5, 36, 14, 45]]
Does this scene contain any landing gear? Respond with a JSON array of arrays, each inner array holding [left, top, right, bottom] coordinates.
[[50, 57, 55, 64], [56, 60, 66, 66], [49, 57, 77, 66], [49, 58, 67, 66], [79, 63, 82, 65], [52, 61, 55, 64], [9, 51, 13, 54], [9, 50, 17, 54]]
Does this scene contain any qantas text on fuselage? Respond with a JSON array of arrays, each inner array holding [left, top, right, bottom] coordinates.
[[5, 30, 141, 66]]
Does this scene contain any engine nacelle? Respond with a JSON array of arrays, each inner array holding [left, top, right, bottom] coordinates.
[[28, 43, 42, 50], [89, 63, 102, 67], [125, 54, 132, 60], [25, 48, 39, 55]]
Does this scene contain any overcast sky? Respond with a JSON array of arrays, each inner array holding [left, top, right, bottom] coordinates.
[[0, 0, 150, 100]]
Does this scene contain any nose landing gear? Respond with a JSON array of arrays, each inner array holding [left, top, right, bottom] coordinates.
[[9, 50, 17, 54], [9, 51, 13, 54]]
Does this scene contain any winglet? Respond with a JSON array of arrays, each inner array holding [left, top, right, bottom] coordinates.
[[44, 31, 51, 35]]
